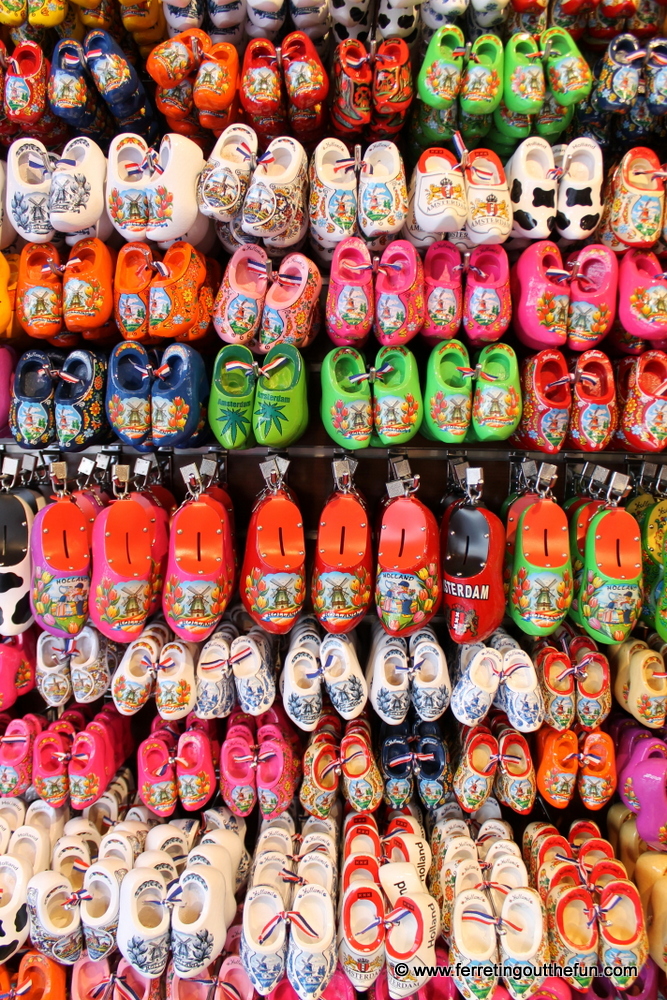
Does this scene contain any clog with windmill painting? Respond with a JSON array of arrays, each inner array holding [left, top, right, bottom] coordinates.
[[374, 241, 425, 347], [150, 343, 209, 447], [540, 27, 592, 106], [579, 504, 642, 645], [418, 26, 466, 110], [259, 253, 321, 352], [30, 497, 91, 638], [470, 342, 521, 442], [565, 245, 617, 351], [5, 43, 49, 124], [63, 239, 114, 334], [463, 245, 511, 345], [511, 241, 569, 351], [512, 349, 571, 453], [618, 351, 667, 452], [565, 350, 617, 451], [146, 29, 210, 89], [459, 34, 503, 115], [321, 347, 372, 450], [508, 497, 572, 637], [16, 243, 63, 339], [619, 250, 667, 344], [148, 242, 206, 340], [114, 243, 155, 344], [213, 244, 269, 347]]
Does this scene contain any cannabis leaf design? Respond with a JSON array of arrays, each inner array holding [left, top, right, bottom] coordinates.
[[216, 403, 250, 444], [255, 400, 287, 436]]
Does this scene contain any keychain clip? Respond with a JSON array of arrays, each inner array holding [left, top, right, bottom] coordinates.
[[180, 462, 202, 500], [260, 456, 289, 493], [112, 464, 130, 499], [332, 456, 358, 493], [50, 461, 69, 497]]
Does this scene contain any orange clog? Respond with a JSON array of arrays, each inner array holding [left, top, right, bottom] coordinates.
[[177, 254, 220, 342], [114, 242, 156, 343], [18, 950, 66, 1000], [578, 729, 617, 810], [536, 727, 578, 807], [148, 241, 206, 339], [16, 242, 63, 339], [146, 27, 210, 89], [156, 77, 194, 120], [193, 42, 239, 112], [63, 238, 114, 333], [2, 253, 21, 341]]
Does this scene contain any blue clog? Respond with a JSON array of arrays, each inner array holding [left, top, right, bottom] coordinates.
[[55, 350, 108, 452], [151, 343, 209, 448], [84, 30, 145, 118], [48, 40, 100, 128], [9, 349, 62, 450], [106, 342, 152, 449]]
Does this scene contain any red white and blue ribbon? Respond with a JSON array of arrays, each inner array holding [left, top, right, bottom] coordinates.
[[342, 261, 373, 273], [563, 751, 602, 767], [155, 755, 188, 777], [233, 748, 277, 769], [55, 157, 77, 169], [258, 909, 318, 944], [388, 751, 435, 768], [556, 660, 588, 682], [461, 910, 523, 933], [586, 894, 621, 927], [225, 356, 288, 379], [53, 638, 78, 659], [321, 750, 364, 778], [150, 261, 170, 278], [475, 881, 511, 895], [62, 888, 92, 908], [545, 267, 571, 284], [0, 983, 33, 1000], [236, 142, 255, 160], [247, 258, 270, 277], [378, 262, 403, 277], [257, 150, 276, 168], [287, 843, 330, 863], [456, 365, 499, 382], [281, 868, 308, 886], [334, 158, 356, 173], [41, 261, 65, 276], [482, 752, 522, 773], [63, 53, 81, 68], [91, 975, 141, 1000], [71, 859, 91, 875], [276, 271, 302, 286], [348, 362, 394, 384], [359, 906, 411, 935]]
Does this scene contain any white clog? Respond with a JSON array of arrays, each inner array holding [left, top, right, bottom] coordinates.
[[494, 649, 544, 732], [413, 148, 467, 234], [555, 137, 603, 241], [9, 824, 51, 875], [26, 869, 84, 964], [187, 843, 236, 925], [242, 136, 308, 239], [36, 631, 72, 707], [105, 132, 151, 241], [194, 631, 236, 720], [358, 141, 409, 238], [450, 645, 501, 726], [411, 639, 451, 720], [0, 854, 32, 961], [51, 836, 91, 889], [287, 883, 337, 1000], [49, 137, 106, 235], [171, 864, 227, 978], [230, 634, 276, 716], [145, 133, 205, 243], [320, 634, 368, 720], [112, 630, 165, 717], [155, 641, 197, 721], [385, 892, 440, 997], [198, 124, 258, 224], [309, 137, 358, 244], [6, 137, 55, 242], [366, 644, 411, 725], [241, 885, 288, 995], [80, 857, 126, 961], [450, 888, 498, 1000], [464, 149, 512, 245], [69, 626, 110, 704], [117, 867, 171, 979], [507, 137, 557, 240]]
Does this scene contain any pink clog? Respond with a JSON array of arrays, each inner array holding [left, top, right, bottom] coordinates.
[[0, 627, 36, 708], [32, 730, 70, 808], [72, 955, 111, 1000], [619, 249, 667, 342], [565, 244, 618, 350], [565, 349, 617, 451], [213, 244, 270, 346], [138, 735, 178, 818], [422, 240, 462, 343], [463, 245, 511, 345], [88, 499, 153, 644], [256, 723, 298, 820], [131, 492, 169, 618], [69, 729, 109, 809], [176, 729, 216, 812], [116, 959, 162, 1000], [511, 241, 569, 350], [0, 717, 36, 796], [217, 956, 255, 1000], [0, 346, 15, 433], [30, 498, 91, 639], [375, 240, 425, 346], [220, 729, 257, 817], [326, 237, 374, 347], [87, 716, 119, 776]]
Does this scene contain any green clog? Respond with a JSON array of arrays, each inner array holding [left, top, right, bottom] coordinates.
[[568, 499, 604, 627], [372, 345, 423, 446], [423, 340, 472, 444], [472, 343, 522, 442], [535, 88, 574, 137], [578, 507, 642, 645], [484, 129, 519, 162], [418, 26, 466, 110], [540, 27, 592, 107], [320, 347, 372, 451], [209, 344, 256, 450], [492, 100, 532, 140], [508, 497, 573, 637], [253, 343, 308, 448], [417, 99, 458, 143], [504, 32, 545, 114], [460, 35, 504, 116], [459, 106, 492, 143]]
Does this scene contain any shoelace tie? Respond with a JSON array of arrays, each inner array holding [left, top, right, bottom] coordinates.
[[225, 357, 288, 379], [461, 910, 522, 935], [358, 906, 411, 935], [586, 894, 622, 926], [258, 910, 318, 944], [233, 747, 277, 769], [52, 638, 78, 661], [388, 751, 436, 768], [482, 752, 522, 773], [0, 983, 32, 1000], [348, 362, 394, 385], [62, 888, 93, 908], [321, 749, 364, 777], [474, 880, 510, 895], [456, 364, 499, 383], [556, 660, 588, 682], [156, 755, 190, 776]]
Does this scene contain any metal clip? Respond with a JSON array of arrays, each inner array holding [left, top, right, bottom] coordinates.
[[180, 463, 202, 500], [260, 456, 289, 493], [586, 465, 610, 498], [606, 471, 632, 506], [354, 144, 362, 173], [19, 454, 36, 486], [199, 457, 219, 490], [132, 457, 153, 491], [76, 456, 95, 489], [465, 467, 483, 503], [112, 464, 130, 499], [50, 461, 69, 497], [0, 456, 18, 492], [655, 466, 667, 498], [535, 462, 557, 498], [637, 462, 658, 491], [386, 455, 419, 496], [333, 456, 358, 493]]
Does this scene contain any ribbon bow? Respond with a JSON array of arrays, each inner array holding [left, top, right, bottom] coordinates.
[[456, 365, 499, 382], [0, 983, 32, 1000], [52, 750, 89, 764], [586, 895, 621, 927], [130, 360, 171, 381], [461, 910, 523, 934], [348, 362, 394, 385], [53, 638, 78, 660], [280, 868, 308, 886], [62, 888, 93, 908], [388, 751, 436, 768], [286, 844, 330, 863], [258, 910, 318, 944], [545, 267, 572, 284], [482, 752, 522, 773], [145, 147, 164, 175], [225, 356, 288, 379], [358, 906, 411, 935], [91, 975, 141, 1000], [475, 881, 510, 895], [556, 660, 588, 682], [156, 755, 189, 776], [233, 747, 276, 769], [563, 750, 602, 767], [321, 749, 364, 778], [236, 142, 254, 160], [41, 261, 66, 277]]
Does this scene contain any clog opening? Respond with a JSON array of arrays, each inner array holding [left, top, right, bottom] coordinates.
[[347, 894, 381, 948], [428, 245, 459, 283], [502, 737, 527, 776], [545, 653, 573, 692], [415, 649, 438, 683], [342, 739, 366, 777], [299, 855, 331, 891], [127, 642, 155, 679], [472, 251, 501, 281], [366, 145, 397, 179], [177, 879, 205, 924], [470, 652, 500, 692], [56, 356, 89, 401], [145, 741, 169, 777], [235, 254, 267, 295], [137, 883, 167, 928], [86, 877, 111, 920], [470, 155, 501, 186], [18, 148, 50, 186], [382, 654, 407, 687], [565, 149, 595, 183], [541, 357, 569, 404], [459, 901, 494, 953], [46, 887, 77, 929], [558, 894, 594, 948], [480, 348, 508, 380], [474, 38, 500, 66], [10, 835, 37, 871], [524, 145, 553, 178], [639, 356, 667, 393], [513, 33, 537, 57], [644, 657, 667, 691], [261, 353, 295, 388], [502, 896, 538, 956], [439, 350, 467, 388], [471, 738, 491, 773], [629, 155, 661, 191], [117, 144, 146, 182], [603, 891, 639, 946], [38, 739, 64, 777], [334, 351, 364, 390]]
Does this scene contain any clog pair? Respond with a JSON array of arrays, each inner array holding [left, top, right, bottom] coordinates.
[[36, 624, 112, 707], [326, 238, 424, 347], [367, 624, 450, 724], [221, 707, 300, 818], [536, 726, 616, 809], [138, 725, 216, 816], [424, 340, 521, 444], [210, 343, 308, 450], [611, 639, 667, 728], [597, 35, 667, 116], [114, 240, 212, 344], [332, 38, 412, 136], [381, 718, 450, 810], [536, 636, 611, 732], [321, 344, 423, 449], [599, 146, 665, 252], [11, 348, 107, 452], [241, 135, 309, 248], [213, 245, 321, 352], [423, 240, 511, 344], [106, 341, 209, 449]]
